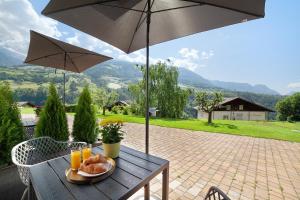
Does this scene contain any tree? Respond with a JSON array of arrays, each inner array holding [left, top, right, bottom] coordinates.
[[0, 82, 24, 165], [276, 93, 300, 121], [35, 83, 69, 140], [92, 88, 118, 115], [129, 61, 191, 118], [195, 91, 223, 124], [73, 86, 98, 143]]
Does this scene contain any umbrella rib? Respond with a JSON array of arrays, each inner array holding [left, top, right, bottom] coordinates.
[[100, 4, 145, 13], [42, 0, 146, 15], [42, 0, 118, 15], [66, 53, 81, 73], [25, 52, 63, 63], [183, 0, 264, 18], [37, 32, 67, 54], [37, 32, 81, 73], [152, 4, 203, 14], [127, 0, 156, 53], [43, 0, 263, 19], [126, 1, 148, 53]]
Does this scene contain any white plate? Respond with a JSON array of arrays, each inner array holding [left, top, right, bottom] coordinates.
[[77, 163, 112, 177]]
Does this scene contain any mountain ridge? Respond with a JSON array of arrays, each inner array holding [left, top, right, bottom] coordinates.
[[0, 47, 279, 95]]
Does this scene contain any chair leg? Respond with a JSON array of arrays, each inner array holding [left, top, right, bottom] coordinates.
[[21, 187, 28, 200]]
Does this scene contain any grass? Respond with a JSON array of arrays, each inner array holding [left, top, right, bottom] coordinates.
[[20, 107, 35, 114], [20, 108, 300, 143], [98, 113, 300, 143]]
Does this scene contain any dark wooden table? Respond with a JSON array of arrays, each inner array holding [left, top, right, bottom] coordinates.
[[29, 145, 169, 200]]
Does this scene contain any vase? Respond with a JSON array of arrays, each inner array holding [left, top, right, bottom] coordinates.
[[103, 142, 121, 158]]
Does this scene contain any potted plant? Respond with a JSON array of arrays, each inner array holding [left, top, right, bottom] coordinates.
[[100, 119, 124, 158]]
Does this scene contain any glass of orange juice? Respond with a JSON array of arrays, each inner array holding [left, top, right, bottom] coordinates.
[[82, 144, 92, 161], [71, 148, 81, 171]]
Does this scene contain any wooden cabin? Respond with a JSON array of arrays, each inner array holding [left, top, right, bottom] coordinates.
[[196, 97, 274, 121]]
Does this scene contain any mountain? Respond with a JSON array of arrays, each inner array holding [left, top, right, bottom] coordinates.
[[0, 47, 279, 95], [286, 91, 299, 96], [211, 80, 279, 95], [85, 60, 141, 89], [0, 48, 23, 66], [177, 67, 215, 89]]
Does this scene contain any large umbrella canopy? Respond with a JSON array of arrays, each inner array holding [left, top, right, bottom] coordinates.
[[25, 30, 112, 72], [25, 30, 112, 104], [42, 0, 266, 154], [42, 0, 265, 54]]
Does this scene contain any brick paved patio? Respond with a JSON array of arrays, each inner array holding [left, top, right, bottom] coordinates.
[[122, 123, 300, 200]]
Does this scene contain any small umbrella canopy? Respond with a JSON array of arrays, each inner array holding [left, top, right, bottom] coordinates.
[[25, 30, 112, 72], [25, 30, 112, 104], [42, 0, 265, 54], [42, 0, 265, 154]]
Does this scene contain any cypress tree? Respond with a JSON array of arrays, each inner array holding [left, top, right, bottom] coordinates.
[[35, 83, 68, 141], [73, 86, 97, 143], [0, 82, 24, 165]]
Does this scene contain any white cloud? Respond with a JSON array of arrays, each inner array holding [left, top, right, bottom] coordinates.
[[65, 32, 107, 51], [103, 49, 113, 54], [179, 48, 199, 60], [0, 0, 61, 56], [117, 49, 162, 64], [288, 82, 300, 89], [66, 33, 81, 46], [201, 50, 214, 60], [168, 57, 204, 71], [168, 48, 214, 71]]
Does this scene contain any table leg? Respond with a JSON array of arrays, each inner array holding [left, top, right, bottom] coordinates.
[[162, 166, 169, 200], [144, 183, 150, 200]]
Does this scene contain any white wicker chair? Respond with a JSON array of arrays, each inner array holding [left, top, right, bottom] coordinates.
[[11, 137, 86, 199]]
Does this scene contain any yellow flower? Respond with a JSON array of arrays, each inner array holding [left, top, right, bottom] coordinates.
[[100, 118, 124, 126]]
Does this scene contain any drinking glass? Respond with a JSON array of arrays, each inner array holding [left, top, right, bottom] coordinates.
[[82, 144, 92, 161], [71, 148, 81, 171]]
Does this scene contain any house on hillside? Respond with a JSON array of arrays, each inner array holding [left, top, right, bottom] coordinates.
[[107, 100, 129, 111], [17, 101, 35, 108], [195, 97, 274, 121]]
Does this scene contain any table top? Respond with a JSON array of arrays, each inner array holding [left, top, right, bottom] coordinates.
[[29, 145, 169, 200]]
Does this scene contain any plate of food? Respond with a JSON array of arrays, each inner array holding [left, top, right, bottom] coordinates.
[[77, 154, 112, 177]]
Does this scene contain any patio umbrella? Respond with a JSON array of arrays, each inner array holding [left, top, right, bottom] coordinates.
[[24, 30, 112, 105], [42, 0, 266, 154]]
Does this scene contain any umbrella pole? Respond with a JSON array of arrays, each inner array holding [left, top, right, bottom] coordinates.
[[63, 52, 66, 106], [145, 0, 151, 155]]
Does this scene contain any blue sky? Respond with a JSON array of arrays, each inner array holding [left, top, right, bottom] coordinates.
[[1, 0, 299, 94]]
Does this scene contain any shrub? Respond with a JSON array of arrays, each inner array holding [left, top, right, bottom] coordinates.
[[35, 83, 68, 141], [129, 103, 139, 115], [111, 106, 121, 114], [287, 116, 294, 123], [72, 86, 98, 144], [34, 106, 42, 116], [276, 93, 300, 121], [122, 106, 129, 115], [0, 82, 24, 165], [100, 122, 124, 144], [65, 104, 77, 113]]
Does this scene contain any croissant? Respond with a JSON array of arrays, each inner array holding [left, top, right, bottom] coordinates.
[[83, 154, 107, 165], [80, 163, 107, 174]]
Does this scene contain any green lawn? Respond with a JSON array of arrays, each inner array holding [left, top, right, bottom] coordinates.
[[20, 107, 35, 114], [98, 113, 300, 143], [20, 108, 300, 142]]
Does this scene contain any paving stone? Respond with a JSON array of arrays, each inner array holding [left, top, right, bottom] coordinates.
[[121, 123, 300, 200]]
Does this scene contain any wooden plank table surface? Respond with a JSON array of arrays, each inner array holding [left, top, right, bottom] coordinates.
[[29, 145, 169, 200]]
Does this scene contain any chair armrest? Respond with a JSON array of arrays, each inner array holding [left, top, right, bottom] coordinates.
[[204, 186, 231, 200]]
